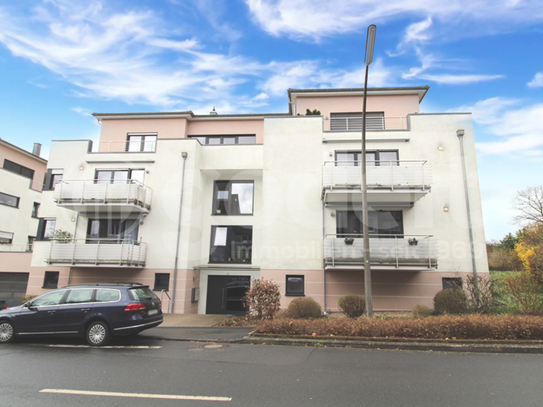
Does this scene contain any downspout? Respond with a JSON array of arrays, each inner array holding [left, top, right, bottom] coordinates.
[[322, 200, 327, 314], [67, 212, 80, 286], [457, 130, 479, 300], [171, 152, 188, 314]]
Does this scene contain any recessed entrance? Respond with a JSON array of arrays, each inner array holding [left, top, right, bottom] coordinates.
[[206, 275, 250, 315]]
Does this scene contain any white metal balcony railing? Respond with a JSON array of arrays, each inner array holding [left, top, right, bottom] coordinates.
[[46, 238, 146, 267], [0, 244, 32, 253], [324, 234, 437, 269], [323, 160, 431, 190], [53, 180, 152, 211], [95, 140, 157, 153], [330, 116, 407, 131]]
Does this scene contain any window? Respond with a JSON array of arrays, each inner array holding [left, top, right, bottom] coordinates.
[[86, 218, 139, 243], [31, 290, 67, 306], [96, 289, 120, 302], [32, 202, 40, 218], [336, 210, 403, 237], [42, 271, 59, 289], [3, 159, 34, 180], [209, 226, 252, 263], [330, 112, 385, 131], [213, 181, 254, 215], [0, 192, 19, 208], [442, 278, 463, 290], [335, 150, 399, 166], [154, 273, 170, 291], [126, 134, 157, 152], [0, 231, 14, 244], [286, 275, 305, 296], [65, 289, 94, 304], [189, 135, 256, 145], [44, 169, 63, 190], [37, 218, 56, 241], [27, 236, 35, 252], [95, 169, 145, 184]]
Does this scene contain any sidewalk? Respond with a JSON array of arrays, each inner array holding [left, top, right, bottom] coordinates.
[[141, 314, 543, 354]]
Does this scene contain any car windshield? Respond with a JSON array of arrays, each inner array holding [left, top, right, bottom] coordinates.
[[128, 287, 157, 301], [31, 290, 67, 306]]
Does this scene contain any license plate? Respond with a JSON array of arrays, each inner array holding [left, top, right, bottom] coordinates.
[[148, 309, 158, 316]]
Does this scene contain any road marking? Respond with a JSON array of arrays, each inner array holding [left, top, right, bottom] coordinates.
[[45, 345, 162, 349], [40, 389, 232, 402]]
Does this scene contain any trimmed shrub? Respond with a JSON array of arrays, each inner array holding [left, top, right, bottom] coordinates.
[[433, 288, 468, 315], [412, 304, 432, 318], [285, 297, 322, 319], [244, 279, 281, 320], [338, 295, 366, 318], [254, 314, 543, 340]]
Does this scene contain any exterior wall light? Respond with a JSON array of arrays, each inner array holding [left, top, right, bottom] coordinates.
[[443, 206, 450, 212], [79, 166, 84, 171], [71, 217, 76, 222], [438, 146, 444, 151]]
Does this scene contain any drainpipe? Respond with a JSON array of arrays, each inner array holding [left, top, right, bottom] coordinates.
[[67, 212, 80, 286], [322, 201, 327, 314], [171, 152, 188, 314], [457, 130, 479, 300]]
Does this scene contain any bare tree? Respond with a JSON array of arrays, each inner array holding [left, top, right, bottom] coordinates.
[[513, 186, 543, 225]]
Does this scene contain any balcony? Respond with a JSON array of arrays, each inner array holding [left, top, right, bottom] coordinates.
[[322, 160, 431, 207], [330, 115, 407, 131], [53, 180, 152, 215], [45, 238, 146, 267], [323, 234, 437, 271]]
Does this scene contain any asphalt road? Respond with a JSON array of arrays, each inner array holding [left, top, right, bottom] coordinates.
[[1, 335, 543, 407]]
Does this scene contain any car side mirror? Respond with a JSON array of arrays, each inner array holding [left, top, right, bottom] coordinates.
[[27, 302, 38, 311]]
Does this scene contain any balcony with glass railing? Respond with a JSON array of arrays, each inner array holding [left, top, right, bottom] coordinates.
[[322, 160, 431, 206], [323, 234, 437, 271], [45, 238, 147, 267], [53, 180, 152, 214]]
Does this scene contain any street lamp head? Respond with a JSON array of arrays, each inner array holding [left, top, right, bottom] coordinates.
[[364, 24, 377, 66]]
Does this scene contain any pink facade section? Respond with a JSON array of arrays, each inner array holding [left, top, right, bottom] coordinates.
[[295, 94, 420, 131], [0, 140, 47, 190], [187, 119, 264, 144], [97, 118, 188, 152]]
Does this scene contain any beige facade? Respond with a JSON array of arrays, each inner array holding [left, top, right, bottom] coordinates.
[[26, 86, 488, 314]]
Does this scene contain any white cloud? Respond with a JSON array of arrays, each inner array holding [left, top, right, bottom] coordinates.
[[528, 72, 543, 88], [245, 0, 543, 40], [403, 17, 433, 44], [417, 73, 504, 85]]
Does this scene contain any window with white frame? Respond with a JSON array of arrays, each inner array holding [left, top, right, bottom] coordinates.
[[0, 231, 14, 244], [126, 134, 157, 152]]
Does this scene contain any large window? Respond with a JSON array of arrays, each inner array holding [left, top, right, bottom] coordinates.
[[335, 150, 399, 166], [213, 181, 254, 215], [0, 192, 19, 208], [0, 231, 14, 244], [336, 210, 403, 237], [86, 218, 139, 243], [44, 169, 63, 190], [37, 218, 56, 241], [3, 159, 34, 180], [126, 134, 157, 152], [95, 169, 145, 184], [209, 226, 252, 264], [330, 112, 385, 131], [189, 135, 256, 145]]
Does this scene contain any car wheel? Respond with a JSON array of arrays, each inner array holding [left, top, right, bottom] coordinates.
[[86, 321, 110, 346], [0, 321, 15, 343]]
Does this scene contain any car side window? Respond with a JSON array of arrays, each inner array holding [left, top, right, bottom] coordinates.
[[95, 289, 120, 302], [31, 290, 67, 306], [65, 289, 94, 304]]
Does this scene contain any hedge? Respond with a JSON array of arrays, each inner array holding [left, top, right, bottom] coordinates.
[[253, 315, 543, 340]]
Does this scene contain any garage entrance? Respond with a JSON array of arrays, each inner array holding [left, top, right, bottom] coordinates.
[[0, 272, 29, 307], [206, 275, 250, 315]]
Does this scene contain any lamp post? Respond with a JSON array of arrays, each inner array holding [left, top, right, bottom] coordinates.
[[361, 24, 376, 318]]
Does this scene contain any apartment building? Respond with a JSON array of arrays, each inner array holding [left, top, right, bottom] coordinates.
[[30, 86, 489, 314], [0, 139, 47, 306]]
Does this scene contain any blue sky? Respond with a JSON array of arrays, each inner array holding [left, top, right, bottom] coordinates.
[[0, 0, 542, 241]]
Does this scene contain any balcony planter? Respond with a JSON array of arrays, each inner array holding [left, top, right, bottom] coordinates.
[[408, 238, 418, 246], [344, 238, 355, 245]]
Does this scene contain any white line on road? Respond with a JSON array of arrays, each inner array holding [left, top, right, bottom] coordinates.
[[40, 389, 232, 402], [45, 345, 162, 349]]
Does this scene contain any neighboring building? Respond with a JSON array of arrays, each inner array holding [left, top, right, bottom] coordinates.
[[29, 86, 488, 314], [0, 139, 47, 306]]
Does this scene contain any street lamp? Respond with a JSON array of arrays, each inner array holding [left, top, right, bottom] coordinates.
[[361, 24, 376, 318]]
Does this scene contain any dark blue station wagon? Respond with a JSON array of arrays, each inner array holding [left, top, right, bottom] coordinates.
[[0, 283, 163, 346]]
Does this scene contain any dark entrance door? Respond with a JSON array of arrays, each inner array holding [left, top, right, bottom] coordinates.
[[206, 275, 250, 315]]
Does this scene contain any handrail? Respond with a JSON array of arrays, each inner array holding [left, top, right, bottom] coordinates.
[[324, 160, 428, 166], [330, 116, 407, 131], [94, 140, 157, 153]]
